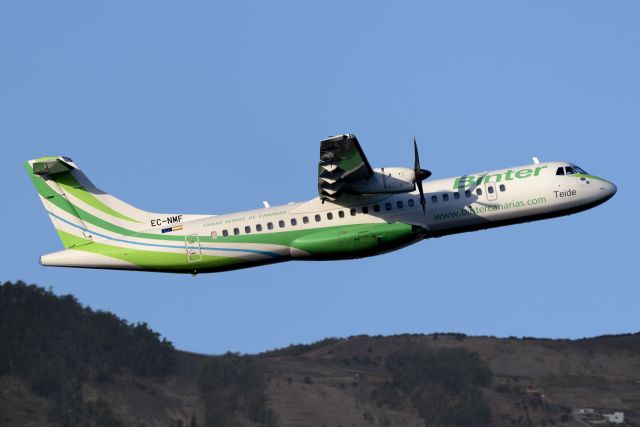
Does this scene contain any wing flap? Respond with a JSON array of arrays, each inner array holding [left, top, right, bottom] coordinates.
[[318, 134, 373, 201]]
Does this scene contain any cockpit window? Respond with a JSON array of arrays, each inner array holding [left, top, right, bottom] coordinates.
[[556, 167, 565, 176], [565, 166, 588, 175], [573, 166, 587, 174]]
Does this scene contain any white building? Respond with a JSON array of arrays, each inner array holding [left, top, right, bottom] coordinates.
[[602, 412, 624, 424]]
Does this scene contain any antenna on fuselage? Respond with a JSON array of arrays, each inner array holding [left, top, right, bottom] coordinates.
[[532, 157, 540, 165]]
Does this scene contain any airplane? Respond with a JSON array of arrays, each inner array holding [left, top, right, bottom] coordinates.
[[25, 134, 616, 274]]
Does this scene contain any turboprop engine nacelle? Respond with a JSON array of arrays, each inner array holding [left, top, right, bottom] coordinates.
[[345, 167, 416, 195]]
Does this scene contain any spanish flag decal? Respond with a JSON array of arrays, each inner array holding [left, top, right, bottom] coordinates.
[[161, 225, 184, 234]]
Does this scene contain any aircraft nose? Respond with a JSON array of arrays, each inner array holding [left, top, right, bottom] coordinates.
[[600, 180, 617, 199]]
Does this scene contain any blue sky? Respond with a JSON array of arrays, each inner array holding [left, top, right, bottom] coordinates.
[[1, 1, 638, 355]]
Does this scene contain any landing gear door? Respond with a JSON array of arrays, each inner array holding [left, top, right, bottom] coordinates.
[[355, 231, 376, 251], [185, 234, 202, 262], [484, 182, 498, 201]]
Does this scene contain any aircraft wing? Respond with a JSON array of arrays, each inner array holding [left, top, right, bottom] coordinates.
[[318, 134, 374, 201]]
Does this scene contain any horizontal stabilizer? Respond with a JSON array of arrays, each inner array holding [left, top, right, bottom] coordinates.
[[33, 157, 75, 175], [40, 247, 138, 270]]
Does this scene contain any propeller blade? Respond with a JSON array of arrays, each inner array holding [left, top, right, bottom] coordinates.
[[412, 135, 430, 215], [413, 136, 432, 181], [417, 180, 426, 215], [413, 135, 420, 170]]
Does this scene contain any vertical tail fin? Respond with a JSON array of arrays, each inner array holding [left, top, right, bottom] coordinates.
[[25, 157, 94, 248], [24, 156, 200, 250]]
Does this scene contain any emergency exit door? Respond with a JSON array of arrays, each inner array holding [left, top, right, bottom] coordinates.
[[185, 234, 202, 262]]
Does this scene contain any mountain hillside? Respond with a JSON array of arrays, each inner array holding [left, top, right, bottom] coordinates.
[[1, 281, 639, 427]]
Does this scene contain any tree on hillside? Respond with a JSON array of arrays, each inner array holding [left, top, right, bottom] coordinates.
[[386, 348, 492, 426], [0, 281, 176, 425], [198, 353, 275, 427]]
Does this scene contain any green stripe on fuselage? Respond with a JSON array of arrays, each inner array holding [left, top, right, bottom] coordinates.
[[56, 230, 251, 273]]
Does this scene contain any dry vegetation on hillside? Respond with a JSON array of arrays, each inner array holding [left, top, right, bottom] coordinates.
[[1, 281, 639, 427]]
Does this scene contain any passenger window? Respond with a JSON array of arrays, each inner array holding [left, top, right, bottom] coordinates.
[[465, 190, 471, 198], [476, 188, 482, 195], [256, 224, 262, 232], [338, 210, 345, 218], [210, 231, 218, 240], [362, 206, 369, 214], [454, 192, 460, 200], [556, 167, 565, 176], [385, 202, 392, 211], [315, 214, 321, 222], [499, 184, 506, 192], [267, 222, 273, 230], [291, 218, 297, 226], [303, 216, 309, 224], [350, 208, 356, 216], [278, 220, 285, 228], [397, 201, 403, 209], [487, 186, 494, 194], [245, 226, 251, 234], [408, 199, 415, 207], [233, 228, 240, 235], [431, 195, 438, 203], [327, 212, 333, 220], [222, 230, 229, 237], [442, 194, 449, 201], [373, 204, 380, 212]]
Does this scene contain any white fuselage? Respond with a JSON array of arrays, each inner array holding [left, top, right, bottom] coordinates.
[[183, 161, 614, 240], [37, 160, 616, 273]]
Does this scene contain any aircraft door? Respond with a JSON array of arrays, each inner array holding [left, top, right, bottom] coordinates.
[[484, 182, 498, 201], [185, 234, 202, 262]]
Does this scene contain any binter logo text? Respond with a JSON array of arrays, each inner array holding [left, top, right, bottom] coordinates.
[[453, 166, 547, 189]]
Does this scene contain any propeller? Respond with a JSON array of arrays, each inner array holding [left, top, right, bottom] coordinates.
[[413, 135, 432, 215]]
